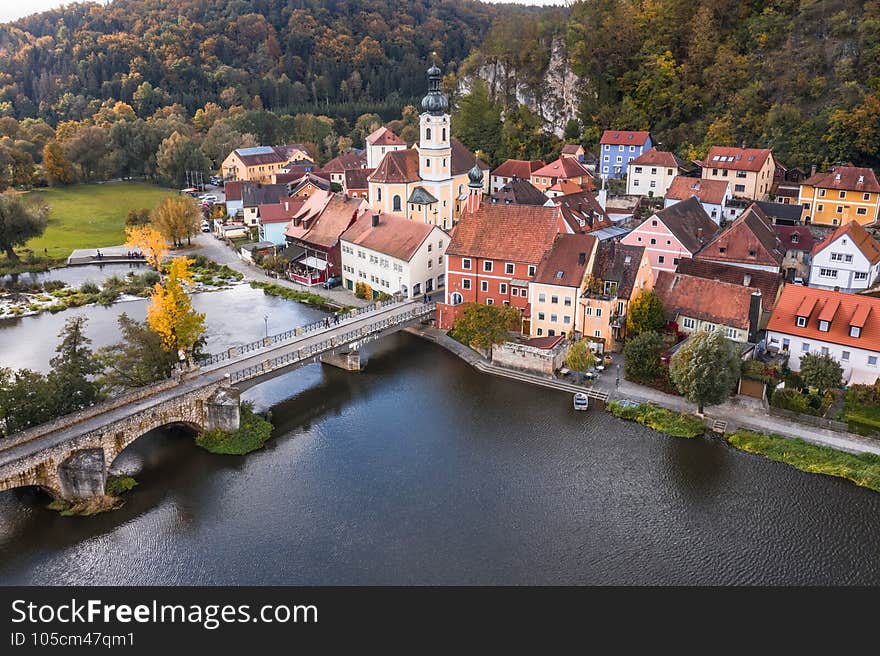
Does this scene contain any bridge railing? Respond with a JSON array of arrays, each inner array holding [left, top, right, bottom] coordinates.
[[197, 297, 411, 367], [228, 303, 434, 384]]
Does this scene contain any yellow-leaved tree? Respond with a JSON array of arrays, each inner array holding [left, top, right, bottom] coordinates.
[[151, 195, 201, 248], [125, 224, 168, 270], [146, 257, 206, 358]]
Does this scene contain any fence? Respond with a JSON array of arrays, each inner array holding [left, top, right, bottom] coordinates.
[[198, 297, 407, 367], [228, 304, 434, 384], [767, 406, 849, 433]]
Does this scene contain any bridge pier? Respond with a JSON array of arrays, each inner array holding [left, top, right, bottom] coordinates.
[[57, 449, 107, 500], [205, 387, 241, 433], [320, 350, 362, 371]]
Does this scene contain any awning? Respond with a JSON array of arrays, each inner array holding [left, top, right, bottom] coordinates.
[[279, 244, 306, 261], [298, 256, 328, 271]]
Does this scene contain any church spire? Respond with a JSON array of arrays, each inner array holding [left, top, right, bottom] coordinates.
[[421, 61, 449, 116]]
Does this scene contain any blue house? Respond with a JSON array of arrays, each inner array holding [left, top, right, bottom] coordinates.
[[257, 199, 303, 245], [598, 130, 653, 179]]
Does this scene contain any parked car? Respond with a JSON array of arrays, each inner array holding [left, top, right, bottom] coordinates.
[[321, 276, 342, 289], [200, 194, 218, 203], [201, 225, 212, 233]]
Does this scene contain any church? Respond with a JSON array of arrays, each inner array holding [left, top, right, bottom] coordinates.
[[367, 64, 490, 231]]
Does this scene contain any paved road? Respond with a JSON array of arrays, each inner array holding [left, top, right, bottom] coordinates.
[[0, 300, 431, 469], [183, 233, 372, 308]]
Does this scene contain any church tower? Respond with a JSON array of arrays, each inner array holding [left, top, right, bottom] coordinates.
[[418, 64, 452, 183], [465, 162, 483, 215]]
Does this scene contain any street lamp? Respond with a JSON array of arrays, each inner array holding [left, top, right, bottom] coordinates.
[[264, 315, 269, 338]]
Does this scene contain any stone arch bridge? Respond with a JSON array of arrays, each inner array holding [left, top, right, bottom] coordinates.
[[0, 300, 434, 501]]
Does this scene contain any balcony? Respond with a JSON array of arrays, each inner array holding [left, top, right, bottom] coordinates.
[[610, 313, 625, 329]]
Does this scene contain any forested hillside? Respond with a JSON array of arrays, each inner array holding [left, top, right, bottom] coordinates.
[[459, 0, 880, 170]]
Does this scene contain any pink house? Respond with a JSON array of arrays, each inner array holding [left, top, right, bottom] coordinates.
[[621, 196, 719, 280]]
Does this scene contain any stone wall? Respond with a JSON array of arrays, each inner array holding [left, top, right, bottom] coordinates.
[[491, 341, 569, 376]]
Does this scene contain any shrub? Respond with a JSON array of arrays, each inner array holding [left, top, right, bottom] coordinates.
[[42, 280, 65, 292], [196, 403, 273, 455], [770, 387, 824, 416], [79, 281, 100, 294]]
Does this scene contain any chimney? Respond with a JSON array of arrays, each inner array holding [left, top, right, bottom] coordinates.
[[748, 290, 762, 343], [284, 201, 289, 212], [810, 164, 817, 177], [578, 252, 586, 266], [371, 213, 380, 228]]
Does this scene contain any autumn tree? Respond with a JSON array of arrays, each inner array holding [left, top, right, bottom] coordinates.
[[151, 195, 201, 247], [64, 125, 110, 181], [626, 289, 666, 336], [565, 339, 596, 373], [42, 141, 75, 185], [451, 303, 520, 355], [0, 191, 48, 262], [669, 330, 739, 414], [125, 224, 168, 270], [623, 330, 665, 384], [125, 208, 151, 227], [146, 257, 207, 357]]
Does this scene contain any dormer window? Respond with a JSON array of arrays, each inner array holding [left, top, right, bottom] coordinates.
[[791, 234, 799, 244], [748, 249, 757, 257], [796, 316, 807, 328], [851, 326, 861, 338], [819, 320, 830, 332], [719, 247, 726, 253]]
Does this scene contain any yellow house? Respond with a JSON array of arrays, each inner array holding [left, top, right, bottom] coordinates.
[[221, 144, 312, 183], [798, 165, 880, 227], [578, 242, 653, 352], [367, 65, 488, 230], [529, 234, 599, 339], [701, 146, 775, 200]]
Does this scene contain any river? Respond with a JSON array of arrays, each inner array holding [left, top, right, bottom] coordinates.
[[1, 270, 880, 584]]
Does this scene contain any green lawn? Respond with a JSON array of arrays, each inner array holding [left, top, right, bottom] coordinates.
[[23, 182, 175, 259]]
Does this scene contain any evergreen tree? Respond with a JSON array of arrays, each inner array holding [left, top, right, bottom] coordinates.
[[47, 315, 102, 417], [454, 80, 502, 163]]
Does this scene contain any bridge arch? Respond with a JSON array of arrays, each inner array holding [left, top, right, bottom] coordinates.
[[103, 416, 207, 466]]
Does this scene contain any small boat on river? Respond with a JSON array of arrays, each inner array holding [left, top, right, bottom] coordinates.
[[573, 392, 589, 411]]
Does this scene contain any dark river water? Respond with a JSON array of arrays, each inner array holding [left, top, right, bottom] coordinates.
[[2, 275, 880, 584]]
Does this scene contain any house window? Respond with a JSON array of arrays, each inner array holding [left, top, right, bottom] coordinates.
[[505, 262, 515, 274], [819, 189, 826, 197], [511, 287, 519, 296], [595, 308, 602, 317], [842, 351, 850, 361], [635, 167, 643, 174], [616, 156, 622, 163], [550, 314, 558, 323], [870, 356, 879, 367], [500, 283, 507, 294], [585, 307, 592, 316], [480, 280, 488, 292], [462, 258, 471, 270], [855, 272, 868, 281], [837, 206, 844, 213], [551, 295, 559, 304], [538, 293, 546, 302], [426, 127, 431, 140], [858, 208, 868, 216], [377, 188, 382, 201], [821, 346, 829, 355], [802, 343, 810, 352], [703, 323, 716, 332], [650, 238, 657, 245], [864, 193, 871, 201], [734, 184, 746, 193], [393, 195, 402, 212], [683, 317, 695, 329], [817, 204, 824, 212], [850, 326, 861, 338], [634, 180, 640, 187], [484, 261, 493, 272], [594, 330, 602, 338], [462, 279, 471, 290], [537, 328, 543, 335], [726, 328, 738, 339], [819, 320, 829, 332], [564, 297, 572, 307], [650, 181, 656, 188], [652, 220, 658, 226], [538, 312, 545, 320], [673, 258, 680, 265], [839, 191, 846, 199], [796, 316, 807, 327], [819, 268, 837, 278], [658, 256, 665, 264], [528, 265, 536, 276], [563, 315, 571, 324], [486, 298, 493, 305], [548, 329, 556, 336]]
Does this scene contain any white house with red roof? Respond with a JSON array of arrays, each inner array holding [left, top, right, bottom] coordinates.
[[365, 126, 407, 169], [664, 176, 734, 224], [625, 148, 686, 196], [340, 212, 449, 299], [766, 286, 880, 384], [700, 146, 776, 200], [808, 221, 880, 292], [598, 130, 652, 179], [490, 159, 545, 194]]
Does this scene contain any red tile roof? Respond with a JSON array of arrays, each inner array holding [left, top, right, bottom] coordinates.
[[523, 335, 565, 349], [654, 271, 757, 330], [547, 180, 585, 195], [696, 203, 785, 268], [599, 130, 651, 146], [812, 221, 880, 264], [258, 199, 305, 223], [291, 195, 366, 250], [447, 204, 563, 264], [235, 144, 311, 166], [491, 159, 546, 180], [344, 168, 373, 191], [450, 138, 490, 176], [803, 165, 880, 194], [674, 258, 782, 313], [340, 212, 438, 261], [552, 190, 612, 233], [366, 126, 406, 146], [533, 233, 597, 286], [224, 180, 244, 202], [767, 285, 880, 352], [532, 157, 592, 180], [561, 144, 583, 155], [320, 151, 366, 173], [704, 146, 772, 172], [368, 149, 420, 184], [774, 225, 814, 252], [665, 176, 729, 205], [629, 147, 685, 168]]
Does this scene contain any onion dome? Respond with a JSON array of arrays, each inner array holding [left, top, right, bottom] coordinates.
[[421, 64, 449, 115], [468, 163, 484, 186]]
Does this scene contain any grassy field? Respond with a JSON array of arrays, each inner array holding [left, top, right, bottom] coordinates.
[[23, 182, 175, 260]]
